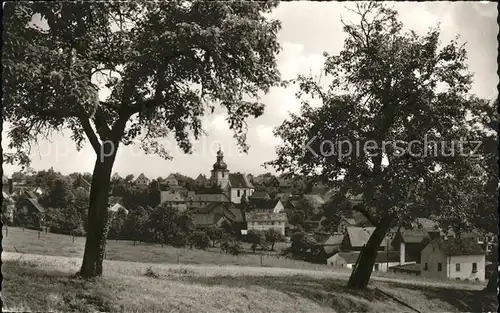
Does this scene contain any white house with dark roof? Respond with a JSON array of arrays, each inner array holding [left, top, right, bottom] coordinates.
[[165, 174, 179, 186], [245, 199, 287, 235], [327, 251, 414, 272], [135, 173, 150, 186], [210, 147, 254, 203], [420, 237, 486, 281]]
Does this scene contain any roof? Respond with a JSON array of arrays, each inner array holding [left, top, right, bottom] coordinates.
[[303, 194, 325, 209], [275, 192, 291, 202], [390, 263, 421, 272], [228, 173, 254, 188], [249, 191, 271, 200], [193, 208, 244, 227], [136, 173, 149, 181], [193, 214, 217, 227], [431, 238, 485, 256], [249, 199, 280, 210], [245, 211, 287, 222], [109, 203, 128, 214], [194, 202, 244, 222], [346, 227, 388, 248], [195, 174, 208, 182], [323, 234, 344, 246], [187, 193, 230, 202], [342, 217, 357, 225], [332, 251, 402, 264], [399, 229, 430, 244], [2, 191, 14, 203], [165, 174, 178, 181], [23, 190, 45, 213]]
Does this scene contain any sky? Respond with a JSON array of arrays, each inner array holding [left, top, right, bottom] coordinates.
[[2, 2, 498, 179]]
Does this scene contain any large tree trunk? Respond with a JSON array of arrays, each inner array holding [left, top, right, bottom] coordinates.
[[347, 217, 393, 290], [79, 146, 117, 278]]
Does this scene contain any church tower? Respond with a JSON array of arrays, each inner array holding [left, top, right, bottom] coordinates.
[[211, 146, 230, 189]]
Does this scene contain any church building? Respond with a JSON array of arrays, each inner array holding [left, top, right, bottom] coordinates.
[[211, 147, 254, 204]]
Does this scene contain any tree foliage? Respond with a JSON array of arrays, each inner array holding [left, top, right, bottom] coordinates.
[[189, 230, 210, 250], [3, 1, 281, 277], [265, 228, 284, 251], [267, 2, 493, 289]]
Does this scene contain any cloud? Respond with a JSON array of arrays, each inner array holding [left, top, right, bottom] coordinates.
[[279, 42, 326, 80], [255, 124, 282, 147], [209, 113, 229, 132]]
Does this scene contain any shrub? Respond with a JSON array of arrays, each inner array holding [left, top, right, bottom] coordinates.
[[189, 231, 210, 250]]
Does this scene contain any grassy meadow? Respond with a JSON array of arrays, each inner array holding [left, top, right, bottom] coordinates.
[[2, 226, 497, 312]]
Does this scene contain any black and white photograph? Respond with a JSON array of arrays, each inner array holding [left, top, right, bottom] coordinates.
[[1, 1, 498, 312]]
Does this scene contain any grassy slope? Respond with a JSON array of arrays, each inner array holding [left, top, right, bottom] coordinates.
[[3, 252, 497, 313], [2, 227, 322, 270]]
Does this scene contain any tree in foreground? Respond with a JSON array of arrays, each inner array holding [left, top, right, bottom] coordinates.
[[189, 231, 210, 250], [3, 1, 281, 278], [267, 2, 494, 289], [247, 229, 267, 253], [265, 228, 284, 251], [206, 225, 224, 247]]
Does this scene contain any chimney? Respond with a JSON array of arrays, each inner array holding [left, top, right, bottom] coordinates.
[[400, 242, 405, 265], [8, 178, 13, 194]]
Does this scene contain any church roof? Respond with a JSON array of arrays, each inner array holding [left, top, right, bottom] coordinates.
[[228, 173, 253, 188]]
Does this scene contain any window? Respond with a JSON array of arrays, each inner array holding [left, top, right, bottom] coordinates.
[[374, 264, 379, 272], [424, 263, 428, 271], [455, 263, 461, 272], [437, 263, 442, 272], [472, 263, 477, 273], [222, 172, 224, 178], [237, 190, 240, 197]]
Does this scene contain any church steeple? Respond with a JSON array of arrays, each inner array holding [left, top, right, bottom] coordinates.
[[211, 145, 229, 189], [213, 145, 227, 170]]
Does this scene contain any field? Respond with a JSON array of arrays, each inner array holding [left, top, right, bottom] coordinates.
[[2, 227, 497, 312]]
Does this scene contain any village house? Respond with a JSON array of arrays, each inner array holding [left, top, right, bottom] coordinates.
[[194, 174, 209, 186], [164, 173, 179, 186], [391, 228, 431, 264], [317, 233, 344, 257], [337, 217, 357, 234], [135, 173, 150, 186], [245, 199, 287, 235], [275, 192, 292, 202], [248, 199, 284, 213], [420, 237, 486, 282], [341, 226, 393, 252], [248, 191, 271, 201], [327, 250, 413, 272], [108, 203, 129, 215], [185, 192, 231, 209], [15, 188, 45, 227], [159, 190, 187, 212], [192, 202, 245, 230]]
